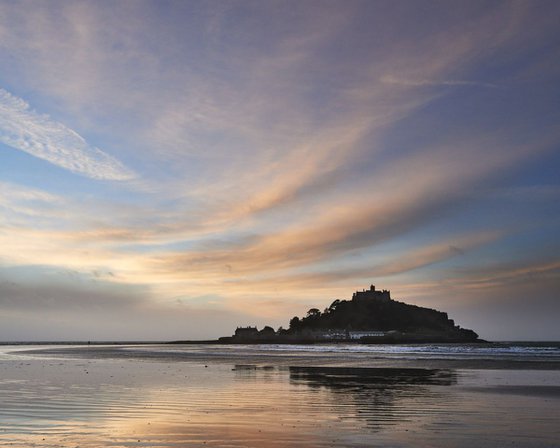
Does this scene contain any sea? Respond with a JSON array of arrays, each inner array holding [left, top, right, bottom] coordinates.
[[0, 342, 558, 447]]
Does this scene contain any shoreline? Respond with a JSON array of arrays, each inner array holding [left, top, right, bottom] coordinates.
[[167, 337, 490, 345], [1, 343, 559, 447], [9, 342, 560, 371]]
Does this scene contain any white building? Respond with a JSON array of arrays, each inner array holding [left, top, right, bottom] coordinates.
[[348, 331, 385, 340]]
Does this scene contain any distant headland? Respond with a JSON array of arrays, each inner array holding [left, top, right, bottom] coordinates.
[[172, 285, 484, 344]]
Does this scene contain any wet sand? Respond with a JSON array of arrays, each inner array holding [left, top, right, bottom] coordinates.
[[0, 344, 559, 447], [20, 342, 560, 370]]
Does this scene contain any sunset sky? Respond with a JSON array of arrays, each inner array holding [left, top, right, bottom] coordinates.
[[1, 1, 559, 341]]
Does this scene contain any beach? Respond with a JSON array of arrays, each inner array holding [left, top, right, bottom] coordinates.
[[0, 343, 559, 447]]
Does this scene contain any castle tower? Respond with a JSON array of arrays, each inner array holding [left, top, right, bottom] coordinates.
[[352, 285, 391, 303]]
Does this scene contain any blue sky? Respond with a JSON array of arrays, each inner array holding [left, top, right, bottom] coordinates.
[[0, 0, 559, 340]]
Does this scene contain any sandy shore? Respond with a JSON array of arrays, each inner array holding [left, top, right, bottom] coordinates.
[[0, 344, 558, 447]]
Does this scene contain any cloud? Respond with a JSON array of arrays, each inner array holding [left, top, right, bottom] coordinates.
[[0, 88, 134, 180], [0, 265, 259, 340], [144, 128, 540, 281], [216, 230, 503, 291], [389, 258, 560, 340], [0, 1, 558, 340], [138, 193, 476, 287], [380, 75, 499, 89], [445, 260, 560, 292], [0, 278, 142, 312], [0, 181, 62, 221]]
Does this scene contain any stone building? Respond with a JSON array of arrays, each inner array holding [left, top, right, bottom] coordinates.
[[352, 285, 391, 303]]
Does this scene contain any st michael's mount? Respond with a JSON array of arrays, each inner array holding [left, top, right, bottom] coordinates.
[[172, 285, 485, 344]]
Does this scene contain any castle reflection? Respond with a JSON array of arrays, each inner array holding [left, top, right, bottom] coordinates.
[[231, 365, 458, 432], [288, 366, 457, 388], [291, 366, 457, 429]]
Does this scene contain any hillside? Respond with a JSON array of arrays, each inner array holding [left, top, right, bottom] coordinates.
[[222, 285, 481, 344], [285, 286, 479, 342]]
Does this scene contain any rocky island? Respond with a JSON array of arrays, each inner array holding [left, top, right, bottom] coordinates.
[[175, 285, 484, 344]]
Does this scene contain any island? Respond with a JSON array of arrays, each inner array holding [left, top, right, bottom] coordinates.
[[172, 285, 484, 344]]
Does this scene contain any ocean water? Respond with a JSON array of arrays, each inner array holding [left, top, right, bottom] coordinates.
[[0, 342, 558, 447], [16, 341, 560, 369]]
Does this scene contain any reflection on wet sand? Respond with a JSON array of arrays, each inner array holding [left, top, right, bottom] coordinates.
[[0, 359, 458, 447], [232, 365, 463, 435], [1, 350, 558, 447], [288, 366, 456, 387], [288, 366, 457, 429]]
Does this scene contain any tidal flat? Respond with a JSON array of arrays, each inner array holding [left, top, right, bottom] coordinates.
[[0, 343, 559, 447]]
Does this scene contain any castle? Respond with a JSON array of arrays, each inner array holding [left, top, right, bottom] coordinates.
[[352, 285, 391, 303], [216, 283, 480, 344]]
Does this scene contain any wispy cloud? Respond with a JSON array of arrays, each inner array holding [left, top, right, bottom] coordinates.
[[380, 75, 499, 89], [142, 129, 543, 282], [443, 260, 560, 292], [0, 88, 134, 180], [213, 230, 504, 291], [0, 1, 559, 339], [0, 265, 253, 340], [0, 181, 64, 227]]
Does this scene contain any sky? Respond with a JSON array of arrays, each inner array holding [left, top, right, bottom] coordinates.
[[0, 0, 559, 341]]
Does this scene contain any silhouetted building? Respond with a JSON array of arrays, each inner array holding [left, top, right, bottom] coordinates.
[[259, 326, 276, 337], [352, 285, 391, 303], [234, 326, 259, 339]]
